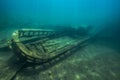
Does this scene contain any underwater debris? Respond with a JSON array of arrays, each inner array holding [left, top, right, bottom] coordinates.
[[0, 38, 9, 50], [0, 38, 7, 44]]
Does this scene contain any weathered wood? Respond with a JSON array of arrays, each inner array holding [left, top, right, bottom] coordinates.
[[0, 55, 26, 80]]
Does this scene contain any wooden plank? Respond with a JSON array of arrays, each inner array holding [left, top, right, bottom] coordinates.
[[0, 56, 26, 80]]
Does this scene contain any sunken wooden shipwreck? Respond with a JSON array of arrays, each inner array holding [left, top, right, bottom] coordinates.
[[8, 28, 94, 64]]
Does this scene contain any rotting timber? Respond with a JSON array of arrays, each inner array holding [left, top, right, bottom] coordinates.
[[9, 29, 93, 64]]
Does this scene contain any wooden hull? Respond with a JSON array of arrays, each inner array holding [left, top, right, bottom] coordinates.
[[10, 29, 92, 64]]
